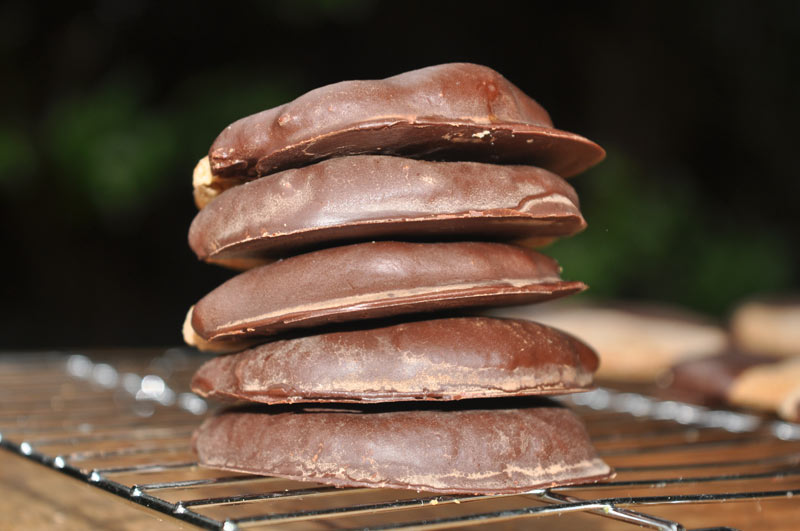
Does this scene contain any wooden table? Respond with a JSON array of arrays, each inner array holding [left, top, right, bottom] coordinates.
[[1, 451, 185, 530]]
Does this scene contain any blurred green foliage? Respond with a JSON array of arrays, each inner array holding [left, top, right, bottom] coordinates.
[[33, 68, 297, 226], [45, 73, 175, 221], [548, 151, 792, 314], [0, 126, 37, 195]]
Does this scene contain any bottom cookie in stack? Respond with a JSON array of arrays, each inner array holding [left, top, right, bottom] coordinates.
[[193, 399, 608, 494], [191, 317, 612, 493]]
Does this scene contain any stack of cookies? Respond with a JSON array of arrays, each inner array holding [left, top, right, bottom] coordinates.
[[184, 63, 612, 494]]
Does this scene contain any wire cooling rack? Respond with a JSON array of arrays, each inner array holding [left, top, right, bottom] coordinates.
[[1, 350, 799, 530]]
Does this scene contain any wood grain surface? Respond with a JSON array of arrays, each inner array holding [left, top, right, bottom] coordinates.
[[0, 450, 185, 530]]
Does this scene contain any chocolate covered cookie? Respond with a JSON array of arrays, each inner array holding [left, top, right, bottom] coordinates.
[[191, 317, 599, 403], [187, 241, 585, 347], [193, 63, 604, 206], [190, 155, 585, 267], [193, 399, 612, 494]]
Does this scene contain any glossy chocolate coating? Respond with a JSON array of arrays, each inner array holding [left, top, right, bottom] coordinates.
[[193, 398, 612, 494], [191, 317, 599, 404], [189, 241, 585, 344], [208, 63, 604, 186], [190, 155, 585, 266]]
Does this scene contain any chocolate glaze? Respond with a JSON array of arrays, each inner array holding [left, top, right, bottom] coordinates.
[[189, 241, 585, 344], [191, 317, 599, 403], [190, 155, 585, 266], [664, 351, 777, 406], [192, 398, 612, 494], [208, 63, 604, 187]]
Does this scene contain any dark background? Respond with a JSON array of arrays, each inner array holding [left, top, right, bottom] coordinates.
[[1, 1, 798, 348]]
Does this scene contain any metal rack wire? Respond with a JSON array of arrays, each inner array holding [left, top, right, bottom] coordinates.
[[1, 350, 799, 530]]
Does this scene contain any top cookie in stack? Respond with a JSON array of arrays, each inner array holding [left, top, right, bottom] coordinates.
[[191, 62, 603, 209], [185, 63, 612, 494]]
